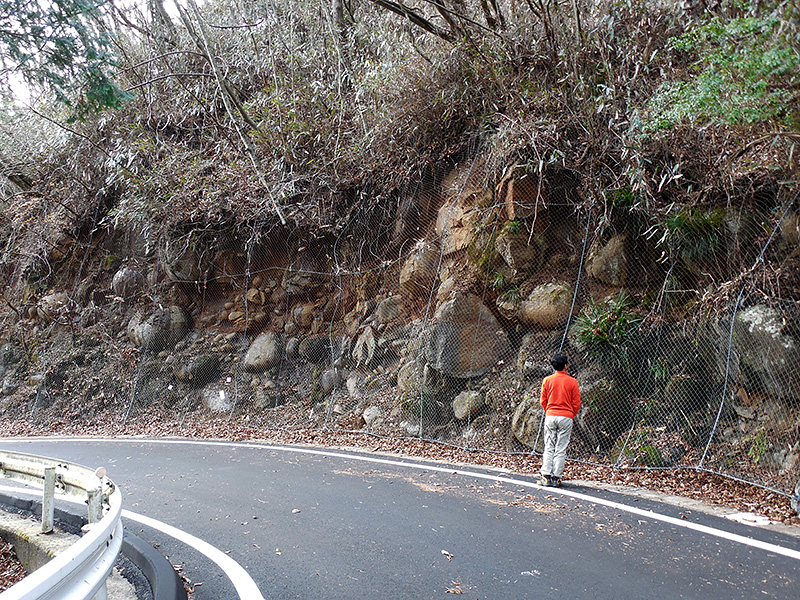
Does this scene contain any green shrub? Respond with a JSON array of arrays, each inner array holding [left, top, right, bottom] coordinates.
[[661, 208, 727, 269], [572, 292, 643, 375], [646, 10, 800, 130]]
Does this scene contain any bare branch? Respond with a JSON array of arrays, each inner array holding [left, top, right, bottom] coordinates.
[[125, 72, 214, 91]]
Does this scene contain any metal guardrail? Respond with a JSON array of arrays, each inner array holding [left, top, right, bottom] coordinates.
[[0, 450, 122, 600]]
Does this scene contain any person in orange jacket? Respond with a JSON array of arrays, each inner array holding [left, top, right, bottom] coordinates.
[[539, 353, 581, 487]]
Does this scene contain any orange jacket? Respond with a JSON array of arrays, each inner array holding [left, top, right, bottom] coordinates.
[[540, 370, 581, 419]]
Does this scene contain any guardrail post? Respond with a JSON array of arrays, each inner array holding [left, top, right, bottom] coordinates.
[[41, 467, 55, 533], [87, 487, 102, 524], [87, 485, 109, 600], [0, 451, 123, 600]]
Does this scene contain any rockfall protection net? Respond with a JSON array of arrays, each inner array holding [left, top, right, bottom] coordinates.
[[16, 152, 800, 502]]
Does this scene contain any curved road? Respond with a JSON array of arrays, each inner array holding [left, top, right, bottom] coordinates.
[[0, 437, 797, 600]]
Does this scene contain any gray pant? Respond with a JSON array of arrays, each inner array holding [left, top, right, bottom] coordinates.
[[541, 415, 574, 478]]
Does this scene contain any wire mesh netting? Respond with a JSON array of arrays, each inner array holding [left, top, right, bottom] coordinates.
[[8, 149, 800, 503]]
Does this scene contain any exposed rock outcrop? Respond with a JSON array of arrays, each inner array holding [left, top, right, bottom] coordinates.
[[127, 306, 191, 352], [425, 292, 510, 378], [243, 332, 283, 372]]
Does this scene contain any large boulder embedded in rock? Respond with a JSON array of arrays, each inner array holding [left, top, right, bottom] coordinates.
[[286, 337, 300, 360], [363, 405, 384, 428], [397, 359, 423, 396], [436, 163, 486, 255], [495, 230, 546, 280], [352, 326, 378, 367], [399, 241, 440, 298], [202, 388, 232, 412], [375, 295, 405, 325], [518, 282, 573, 328], [733, 305, 800, 403], [346, 371, 365, 399], [587, 234, 628, 287], [436, 196, 474, 255], [425, 292, 510, 378], [291, 303, 316, 330], [780, 213, 800, 247], [35, 292, 70, 322], [164, 247, 204, 283], [516, 331, 565, 380], [127, 306, 191, 352], [573, 373, 633, 451], [511, 395, 544, 452], [283, 256, 328, 294], [299, 335, 331, 363], [453, 390, 484, 420], [320, 368, 340, 395], [243, 332, 283, 372], [175, 354, 220, 387], [112, 266, 145, 298]]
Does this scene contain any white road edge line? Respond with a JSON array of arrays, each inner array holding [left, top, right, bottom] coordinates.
[[3, 436, 800, 564], [121, 509, 266, 600], [0, 482, 266, 600]]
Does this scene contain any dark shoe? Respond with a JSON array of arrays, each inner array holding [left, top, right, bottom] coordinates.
[[554, 477, 562, 487], [538, 475, 550, 486]]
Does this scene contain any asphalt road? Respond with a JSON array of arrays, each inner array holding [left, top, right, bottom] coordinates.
[[0, 437, 797, 600]]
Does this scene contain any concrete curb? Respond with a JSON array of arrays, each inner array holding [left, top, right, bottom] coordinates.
[[0, 490, 186, 600], [122, 530, 187, 600]]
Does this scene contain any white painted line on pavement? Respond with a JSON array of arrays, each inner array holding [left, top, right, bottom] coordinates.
[[3, 436, 800, 563], [122, 509, 266, 600], [0, 481, 265, 600]]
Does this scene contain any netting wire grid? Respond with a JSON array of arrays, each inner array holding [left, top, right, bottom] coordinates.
[[20, 149, 800, 503]]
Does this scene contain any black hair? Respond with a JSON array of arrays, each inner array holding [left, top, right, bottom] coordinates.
[[550, 353, 568, 371]]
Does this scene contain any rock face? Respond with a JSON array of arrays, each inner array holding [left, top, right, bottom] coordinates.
[[495, 230, 545, 279], [112, 266, 145, 298], [399, 242, 439, 298], [511, 395, 544, 452], [243, 332, 283, 372], [780, 213, 800, 246], [36, 293, 70, 322], [733, 304, 800, 402], [587, 234, 627, 286], [436, 163, 484, 255], [518, 282, 573, 328], [453, 390, 484, 420], [164, 248, 203, 283], [425, 292, 510, 378], [572, 373, 632, 451], [320, 368, 340, 395], [175, 354, 220, 387], [375, 296, 404, 324], [363, 405, 384, 428], [127, 306, 191, 351], [516, 331, 564, 380], [397, 359, 422, 396], [499, 169, 540, 221], [282, 256, 327, 294], [352, 327, 377, 367], [202, 388, 231, 412], [299, 335, 331, 363], [436, 198, 474, 255]]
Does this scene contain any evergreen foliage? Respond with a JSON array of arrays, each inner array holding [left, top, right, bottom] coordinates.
[[0, 0, 129, 119]]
